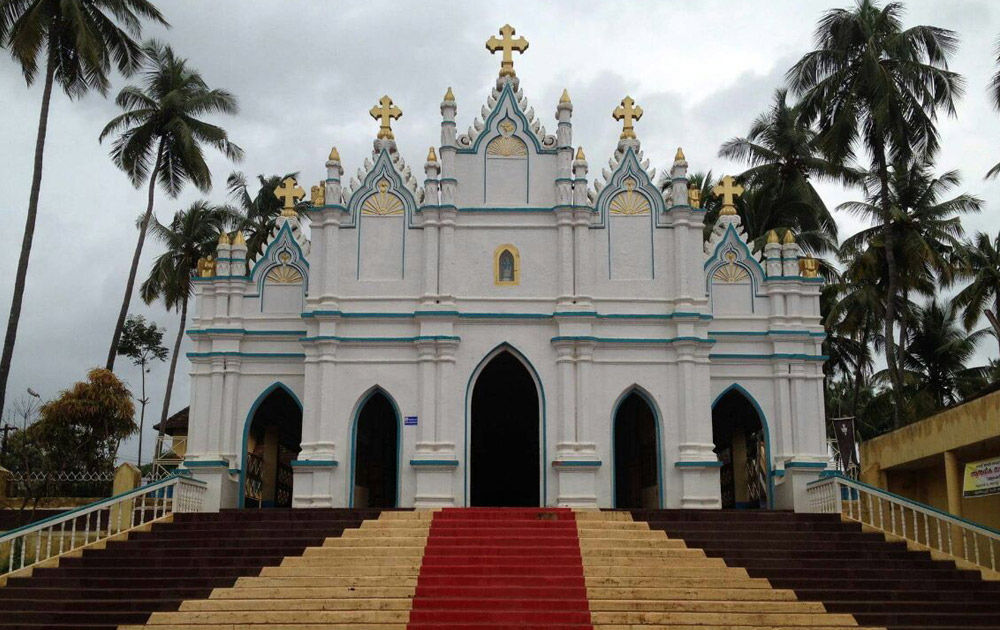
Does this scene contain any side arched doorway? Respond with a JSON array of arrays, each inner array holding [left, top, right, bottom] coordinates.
[[242, 386, 302, 508], [470, 350, 540, 506], [352, 390, 399, 508], [712, 387, 769, 509], [613, 391, 661, 509]]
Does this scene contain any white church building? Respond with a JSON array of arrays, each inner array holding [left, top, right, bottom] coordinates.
[[181, 25, 829, 513]]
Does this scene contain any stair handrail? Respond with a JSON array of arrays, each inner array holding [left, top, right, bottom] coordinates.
[[0, 473, 206, 578], [807, 472, 999, 573]]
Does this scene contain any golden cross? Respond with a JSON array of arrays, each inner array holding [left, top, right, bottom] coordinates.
[[613, 96, 643, 140], [274, 176, 305, 216], [370, 95, 402, 140], [712, 175, 744, 215], [486, 24, 529, 78]]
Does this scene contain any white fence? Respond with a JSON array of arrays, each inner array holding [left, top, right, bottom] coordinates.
[[0, 474, 206, 578], [808, 473, 999, 574]]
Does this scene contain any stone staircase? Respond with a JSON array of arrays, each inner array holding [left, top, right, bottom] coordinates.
[[0, 507, 997, 629]]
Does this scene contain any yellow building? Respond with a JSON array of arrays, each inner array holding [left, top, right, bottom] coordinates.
[[860, 387, 1000, 530]]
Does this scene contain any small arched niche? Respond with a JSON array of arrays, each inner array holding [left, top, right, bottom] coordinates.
[[494, 244, 520, 286]]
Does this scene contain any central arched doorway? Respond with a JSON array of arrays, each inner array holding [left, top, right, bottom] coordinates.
[[351, 389, 399, 508], [470, 350, 540, 506], [613, 390, 661, 509], [712, 386, 769, 509], [242, 385, 302, 508]]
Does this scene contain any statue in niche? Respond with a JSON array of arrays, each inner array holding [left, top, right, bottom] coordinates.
[[499, 250, 515, 282]]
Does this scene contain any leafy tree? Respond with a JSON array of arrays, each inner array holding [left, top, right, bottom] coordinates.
[[788, 0, 964, 427], [141, 201, 233, 452], [226, 172, 299, 262], [0, 0, 167, 420], [101, 40, 243, 372], [116, 315, 167, 468], [954, 231, 1000, 352], [988, 33, 1000, 179]]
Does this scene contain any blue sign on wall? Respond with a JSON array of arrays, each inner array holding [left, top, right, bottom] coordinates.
[[404, 415, 418, 426]]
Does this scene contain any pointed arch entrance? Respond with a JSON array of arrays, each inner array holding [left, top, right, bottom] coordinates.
[[241, 385, 302, 508], [712, 385, 770, 509], [351, 389, 400, 508], [469, 349, 541, 506], [613, 389, 661, 509]]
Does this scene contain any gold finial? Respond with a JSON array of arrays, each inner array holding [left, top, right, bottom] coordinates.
[[712, 175, 744, 216], [800, 254, 819, 278], [275, 176, 305, 217], [560, 89, 571, 104], [613, 96, 643, 140], [232, 231, 245, 247], [782, 229, 796, 245], [767, 230, 779, 244], [370, 95, 402, 140], [688, 184, 701, 209], [675, 147, 686, 162], [443, 86, 455, 101], [328, 146, 340, 161], [427, 146, 438, 162], [197, 255, 216, 278], [486, 24, 529, 78], [217, 231, 230, 246], [575, 146, 585, 160], [310, 182, 325, 206]]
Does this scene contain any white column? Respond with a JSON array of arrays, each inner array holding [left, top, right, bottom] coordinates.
[[436, 340, 458, 445], [421, 211, 440, 301], [220, 357, 241, 461], [206, 358, 225, 454], [575, 341, 596, 446], [555, 210, 574, 305], [554, 341, 576, 449], [416, 341, 437, 445], [322, 211, 343, 306], [438, 208, 457, 304]]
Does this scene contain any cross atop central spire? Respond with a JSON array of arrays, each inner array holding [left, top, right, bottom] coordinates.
[[613, 96, 643, 140], [370, 95, 402, 140], [486, 24, 529, 78]]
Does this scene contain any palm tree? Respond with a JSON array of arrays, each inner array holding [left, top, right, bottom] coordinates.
[[0, 0, 167, 418], [987, 34, 1000, 178], [140, 201, 233, 452], [788, 0, 964, 426], [226, 171, 298, 264], [955, 231, 1000, 352], [101, 40, 243, 372]]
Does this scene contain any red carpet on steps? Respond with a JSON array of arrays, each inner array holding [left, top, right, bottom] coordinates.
[[407, 507, 593, 630]]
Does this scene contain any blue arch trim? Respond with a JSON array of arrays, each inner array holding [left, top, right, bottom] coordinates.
[[458, 83, 557, 155], [711, 383, 774, 509], [239, 382, 303, 509], [463, 342, 547, 507], [348, 385, 402, 508], [610, 386, 665, 509]]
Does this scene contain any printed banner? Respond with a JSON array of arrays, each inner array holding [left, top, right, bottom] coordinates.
[[963, 456, 1000, 498], [832, 417, 859, 471]]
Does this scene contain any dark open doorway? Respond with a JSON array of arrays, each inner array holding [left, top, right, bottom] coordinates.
[[470, 350, 540, 507], [614, 391, 660, 509], [712, 388, 768, 509], [243, 386, 301, 508], [353, 390, 399, 508]]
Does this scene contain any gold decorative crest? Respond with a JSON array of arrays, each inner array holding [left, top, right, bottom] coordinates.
[[266, 255, 303, 284], [361, 180, 405, 216], [609, 178, 650, 216], [713, 251, 749, 283], [487, 135, 527, 157]]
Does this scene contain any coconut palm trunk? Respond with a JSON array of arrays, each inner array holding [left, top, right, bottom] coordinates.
[[106, 139, 165, 371], [157, 294, 188, 462], [873, 149, 905, 429], [0, 52, 56, 417]]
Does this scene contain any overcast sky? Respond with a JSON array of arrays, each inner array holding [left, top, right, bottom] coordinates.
[[1, 0, 998, 466]]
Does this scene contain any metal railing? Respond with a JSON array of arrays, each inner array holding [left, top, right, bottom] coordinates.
[[0, 474, 206, 578], [808, 473, 999, 574]]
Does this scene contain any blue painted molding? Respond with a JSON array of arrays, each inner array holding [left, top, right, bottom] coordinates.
[[410, 459, 459, 467], [710, 353, 828, 361], [457, 206, 556, 213], [551, 460, 602, 468], [301, 309, 714, 322], [551, 335, 714, 345], [290, 460, 338, 468], [674, 460, 723, 468], [301, 335, 461, 344], [187, 351, 306, 359], [456, 82, 558, 155], [182, 460, 229, 468], [784, 461, 828, 469], [188, 328, 306, 336]]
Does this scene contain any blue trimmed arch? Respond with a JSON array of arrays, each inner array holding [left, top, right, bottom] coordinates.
[[348, 385, 402, 508], [610, 385, 665, 509], [239, 382, 303, 508], [711, 383, 774, 509]]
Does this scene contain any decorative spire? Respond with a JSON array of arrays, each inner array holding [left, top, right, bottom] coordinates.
[[443, 86, 455, 101], [560, 89, 571, 104], [232, 231, 246, 247], [485, 24, 529, 78], [675, 147, 686, 162], [217, 231, 230, 246], [575, 146, 586, 160], [369, 95, 402, 140], [712, 175, 744, 216], [274, 176, 305, 217], [612, 96, 643, 140], [427, 146, 438, 162], [782, 229, 796, 245], [767, 230, 779, 244], [328, 146, 340, 162]]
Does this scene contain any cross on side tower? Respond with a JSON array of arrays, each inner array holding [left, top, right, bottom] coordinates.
[[613, 96, 643, 140], [274, 176, 305, 217], [712, 175, 744, 216], [486, 24, 529, 78], [370, 95, 403, 140]]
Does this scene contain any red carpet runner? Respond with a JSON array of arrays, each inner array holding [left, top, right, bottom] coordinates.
[[407, 507, 594, 629]]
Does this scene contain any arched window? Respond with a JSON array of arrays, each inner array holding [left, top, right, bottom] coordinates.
[[493, 244, 520, 286]]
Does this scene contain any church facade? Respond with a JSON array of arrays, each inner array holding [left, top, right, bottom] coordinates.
[[181, 25, 829, 513]]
